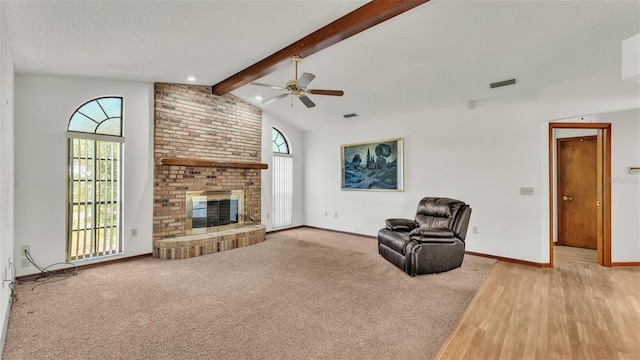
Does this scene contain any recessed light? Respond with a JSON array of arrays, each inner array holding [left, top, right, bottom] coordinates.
[[186, 75, 197, 82], [255, 95, 263, 101]]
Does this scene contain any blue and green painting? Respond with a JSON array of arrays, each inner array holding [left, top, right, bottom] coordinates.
[[342, 140, 400, 190]]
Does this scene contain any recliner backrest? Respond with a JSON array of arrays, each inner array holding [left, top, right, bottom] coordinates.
[[414, 197, 464, 228], [414, 197, 470, 240]]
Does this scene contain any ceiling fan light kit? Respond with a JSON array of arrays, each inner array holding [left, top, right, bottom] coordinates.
[[251, 55, 344, 108]]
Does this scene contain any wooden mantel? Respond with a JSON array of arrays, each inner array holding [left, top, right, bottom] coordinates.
[[160, 158, 268, 170]]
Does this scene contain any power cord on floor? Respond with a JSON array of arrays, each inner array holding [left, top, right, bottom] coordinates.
[[8, 261, 16, 304], [23, 249, 79, 290]]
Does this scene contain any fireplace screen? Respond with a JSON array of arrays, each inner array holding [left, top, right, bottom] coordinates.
[[185, 190, 244, 233]]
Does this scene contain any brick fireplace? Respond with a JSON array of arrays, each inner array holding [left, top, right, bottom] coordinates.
[[153, 83, 266, 259]]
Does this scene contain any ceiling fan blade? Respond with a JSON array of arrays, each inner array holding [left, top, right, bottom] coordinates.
[[307, 89, 344, 96], [263, 93, 290, 104], [298, 94, 316, 108], [297, 72, 316, 88], [251, 82, 285, 90]]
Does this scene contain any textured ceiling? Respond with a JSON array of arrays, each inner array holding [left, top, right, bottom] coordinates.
[[3, 0, 639, 131]]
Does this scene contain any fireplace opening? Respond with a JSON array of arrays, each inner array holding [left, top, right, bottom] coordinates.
[[186, 190, 244, 234]]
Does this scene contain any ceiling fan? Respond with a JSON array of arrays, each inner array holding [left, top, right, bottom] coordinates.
[[251, 55, 344, 108]]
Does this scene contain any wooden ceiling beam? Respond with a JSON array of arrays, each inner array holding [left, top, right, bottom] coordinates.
[[212, 0, 431, 95]]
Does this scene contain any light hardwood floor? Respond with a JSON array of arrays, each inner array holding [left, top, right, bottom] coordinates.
[[554, 244, 597, 267], [436, 247, 640, 360]]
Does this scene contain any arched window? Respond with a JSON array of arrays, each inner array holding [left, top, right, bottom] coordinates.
[[272, 128, 289, 154], [67, 97, 124, 261], [272, 127, 293, 228], [68, 97, 123, 136]]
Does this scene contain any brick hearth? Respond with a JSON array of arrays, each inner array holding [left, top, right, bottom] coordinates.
[[153, 224, 266, 260]]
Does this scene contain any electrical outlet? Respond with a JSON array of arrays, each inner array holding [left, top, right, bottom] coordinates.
[[266, 213, 270, 219], [334, 213, 338, 218], [21, 258, 30, 268], [472, 226, 478, 234], [20, 245, 30, 257], [131, 229, 138, 237], [324, 211, 328, 217]]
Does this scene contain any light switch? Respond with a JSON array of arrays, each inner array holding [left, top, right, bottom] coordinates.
[[520, 187, 535, 196]]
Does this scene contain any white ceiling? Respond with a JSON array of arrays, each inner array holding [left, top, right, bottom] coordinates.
[[3, 0, 639, 131]]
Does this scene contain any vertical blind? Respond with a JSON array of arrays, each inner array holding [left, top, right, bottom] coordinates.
[[272, 155, 293, 228], [68, 138, 121, 260]]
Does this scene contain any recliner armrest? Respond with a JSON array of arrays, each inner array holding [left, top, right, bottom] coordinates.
[[409, 227, 454, 238], [385, 218, 417, 232], [411, 237, 457, 244]]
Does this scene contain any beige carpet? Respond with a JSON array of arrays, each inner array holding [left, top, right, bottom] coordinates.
[[3, 228, 495, 360]]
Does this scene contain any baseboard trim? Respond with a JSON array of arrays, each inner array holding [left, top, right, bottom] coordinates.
[[465, 251, 551, 268], [279, 229, 553, 266], [271, 228, 640, 267], [301, 225, 377, 239], [16, 253, 153, 283], [266, 225, 305, 234], [612, 262, 640, 267]]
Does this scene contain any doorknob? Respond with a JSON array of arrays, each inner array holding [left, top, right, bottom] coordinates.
[[562, 195, 573, 201]]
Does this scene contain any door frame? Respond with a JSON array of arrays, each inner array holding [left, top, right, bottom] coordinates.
[[548, 122, 611, 267]]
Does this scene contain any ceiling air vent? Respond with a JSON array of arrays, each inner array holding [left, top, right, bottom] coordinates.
[[490, 78, 517, 89], [343, 113, 358, 118]]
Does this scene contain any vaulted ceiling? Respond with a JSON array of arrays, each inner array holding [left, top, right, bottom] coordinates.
[[3, 0, 639, 131]]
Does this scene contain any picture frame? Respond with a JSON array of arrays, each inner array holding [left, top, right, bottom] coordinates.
[[340, 138, 404, 191]]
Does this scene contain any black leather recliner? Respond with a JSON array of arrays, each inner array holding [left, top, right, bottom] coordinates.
[[377, 197, 472, 276]]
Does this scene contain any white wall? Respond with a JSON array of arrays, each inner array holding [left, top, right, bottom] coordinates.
[[304, 65, 640, 265], [14, 75, 154, 276], [261, 112, 305, 231], [539, 67, 640, 121], [549, 110, 640, 261], [622, 33, 640, 82], [0, 3, 16, 352], [596, 109, 640, 262], [304, 92, 545, 263]]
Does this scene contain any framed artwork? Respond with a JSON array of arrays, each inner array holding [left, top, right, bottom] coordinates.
[[340, 138, 404, 191]]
